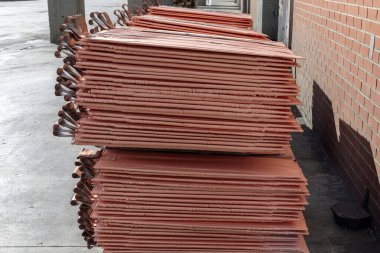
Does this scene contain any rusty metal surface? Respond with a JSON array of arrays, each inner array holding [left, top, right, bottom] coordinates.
[[128, 15, 266, 39], [147, 5, 252, 28], [53, 16, 301, 155], [73, 149, 309, 253]]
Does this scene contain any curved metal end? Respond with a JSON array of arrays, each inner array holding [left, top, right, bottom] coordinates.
[[55, 84, 76, 97], [62, 101, 76, 112], [136, 8, 142, 16], [54, 51, 62, 58], [65, 80, 77, 89], [89, 12, 110, 30], [63, 57, 76, 65], [63, 64, 83, 80], [57, 35, 64, 42], [64, 94, 75, 101], [83, 230, 94, 236], [59, 24, 67, 32], [54, 90, 63, 97], [56, 76, 63, 83], [62, 108, 81, 121], [100, 12, 115, 29], [87, 238, 97, 249], [116, 19, 125, 27], [122, 3, 129, 12], [54, 83, 61, 90], [63, 16, 71, 24], [81, 172, 93, 181], [63, 32, 71, 40], [142, 1, 149, 12], [73, 186, 79, 194], [81, 231, 89, 237], [79, 204, 91, 212], [114, 9, 121, 16], [71, 194, 79, 206], [53, 124, 74, 137], [63, 33, 79, 48], [56, 68, 64, 75], [58, 117, 77, 130], [70, 200, 78, 206], [63, 63, 71, 71]]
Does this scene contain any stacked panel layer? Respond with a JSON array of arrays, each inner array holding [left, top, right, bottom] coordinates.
[[147, 5, 253, 28], [127, 14, 267, 40], [73, 149, 309, 253], [65, 27, 302, 155]]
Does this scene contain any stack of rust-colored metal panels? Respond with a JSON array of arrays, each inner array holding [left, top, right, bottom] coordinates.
[[55, 26, 301, 155], [53, 4, 309, 253], [73, 149, 309, 252], [147, 5, 252, 28], [114, 5, 254, 36], [125, 15, 267, 39]]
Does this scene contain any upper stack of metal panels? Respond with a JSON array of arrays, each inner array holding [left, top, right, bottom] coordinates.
[[147, 5, 253, 28], [54, 11, 302, 155]]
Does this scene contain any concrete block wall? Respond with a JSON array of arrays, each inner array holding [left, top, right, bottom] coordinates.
[[292, 0, 380, 234], [251, 0, 258, 30], [47, 0, 85, 43], [250, 0, 279, 40]]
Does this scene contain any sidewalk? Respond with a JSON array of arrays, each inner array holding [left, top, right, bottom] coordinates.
[[0, 1, 379, 252]]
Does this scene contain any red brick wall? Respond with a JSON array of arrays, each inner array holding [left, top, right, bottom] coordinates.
[[292, 0, 380, 234]]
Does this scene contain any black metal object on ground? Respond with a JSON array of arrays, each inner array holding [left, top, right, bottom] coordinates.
[[331, 190, 372, 230]]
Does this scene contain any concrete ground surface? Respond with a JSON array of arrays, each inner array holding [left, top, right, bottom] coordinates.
[[0, 0, 379, 252]]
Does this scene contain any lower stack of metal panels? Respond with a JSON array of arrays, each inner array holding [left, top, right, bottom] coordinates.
[[73, 149, 309, 253], [54, 3, 310, 253]]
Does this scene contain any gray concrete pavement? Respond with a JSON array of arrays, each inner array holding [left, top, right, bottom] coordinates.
[[0, 0, 379, 252], [0, 1, 122, 252]]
